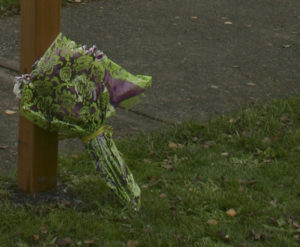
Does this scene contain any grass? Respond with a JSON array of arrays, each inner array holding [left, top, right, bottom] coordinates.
[[1, 96, 300, 247], [0, 0, 19, 17]]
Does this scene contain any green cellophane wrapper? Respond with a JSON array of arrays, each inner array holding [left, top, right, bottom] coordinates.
[[14, 33, 152, 210]]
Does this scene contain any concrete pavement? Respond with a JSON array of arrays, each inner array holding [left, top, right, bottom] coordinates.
[[0, 0, 300, 173]]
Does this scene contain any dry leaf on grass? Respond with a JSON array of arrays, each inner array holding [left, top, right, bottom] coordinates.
[[293, 222, 300, 228], [163, 164, 174, 170], [142, 184, 149, 189], [40, 225, 48, 234], [168, 142, 184, 149], [127, 240, 139, 247], [207, 219, 218, 225], [192, 137, 198, 142], [71, 154, 79, 159], [221, 152, 230, 157], [84, 238, 96, 245], [58, 237, 72, 247], [226, 209, 237, 217], [143, 158, 152, 164], [159, 193, 167, 198], [33, 235, 40, 241], [217, 230, 230, 242]]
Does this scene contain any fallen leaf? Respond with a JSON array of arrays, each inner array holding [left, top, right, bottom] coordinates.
[[143, 224, 152, 233], [5, 109, 16, 115], [210, 84, 219, 89], [58, 237, 72, 247], [191, 16, 198, 20], [159, 193, 167, 198], [217, 230, 230, 242], [173, 234, 182, 240], [163, 164, 174, 170], [226, 209, 237, 217], [280, 115, 289, 122], [221, 152, 230, 157], [168, 142, 184, 149], [127, 240, 139, 247], [148, 176, 158, 182], [250, 230, 264, 241], [141, 184, 149, 189], [61, 199, 71, 207], [72, 154, 79, 159], [168, 142, 177, 148], [247, 82, 256, 86], [83, 238, 96, 245], [293, 222, 300, 228], [0, 145, 8, 150], [207, 219, 218, 225], [262, 137, 271, 144], [177, 144, 184, 149], [224, 21, 233, 25], [192, 137, 198, 142], [239, 179, 256, 185], [254, 233, 263, 240], [247, 212, 254, 217], [40, 225, 48, 234], [204, 140, 215, 148], [282, 44, 292, 48], [170, 209, 177, 219], [33, 235, 39, 241]]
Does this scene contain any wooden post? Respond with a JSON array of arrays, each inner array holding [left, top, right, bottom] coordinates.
[[18, 0, 61, 193]]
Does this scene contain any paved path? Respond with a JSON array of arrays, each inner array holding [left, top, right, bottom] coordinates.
[[0, 0, 300, 173]]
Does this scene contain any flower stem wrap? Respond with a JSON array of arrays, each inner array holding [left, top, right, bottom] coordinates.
[[14, 33, 151, 210], [86, 129, 141, 209]]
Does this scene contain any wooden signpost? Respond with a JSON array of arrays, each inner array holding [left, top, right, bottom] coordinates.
[[18, 0, 61, 193]]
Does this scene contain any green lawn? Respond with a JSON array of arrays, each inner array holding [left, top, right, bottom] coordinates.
[[1, 96, 300, 247], [0, 0, 19, 17]]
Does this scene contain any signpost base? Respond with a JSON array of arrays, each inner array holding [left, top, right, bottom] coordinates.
[[18, 0, 61, 194]]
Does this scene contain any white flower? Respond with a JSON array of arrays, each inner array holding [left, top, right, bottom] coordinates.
[[13, 74, 31, 99]]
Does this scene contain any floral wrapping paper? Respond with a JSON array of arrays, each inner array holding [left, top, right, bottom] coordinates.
[[14, 33, 152, 210]]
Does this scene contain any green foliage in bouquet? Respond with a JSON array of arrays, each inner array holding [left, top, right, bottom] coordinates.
[[14, 33, 152, 210]]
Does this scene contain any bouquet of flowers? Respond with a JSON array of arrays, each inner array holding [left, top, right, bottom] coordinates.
[[14, 33, 152, 210]]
